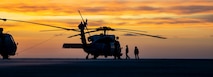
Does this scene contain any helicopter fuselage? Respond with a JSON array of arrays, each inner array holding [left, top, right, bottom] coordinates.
[[62, 22, 122, 59], [86, 35, 117, 56], [79, 22, 122, 59], [0, 34, 17, 59]]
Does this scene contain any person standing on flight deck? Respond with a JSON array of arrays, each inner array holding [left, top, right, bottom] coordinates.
[[125, 45, 130, 59], [114, 37, 121, 59], [134, 46, 139, 59]]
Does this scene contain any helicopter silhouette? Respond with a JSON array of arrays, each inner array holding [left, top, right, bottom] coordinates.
[[0, 27, 17, 59], [63, 22, 166, 59], [0, 11, 166, 59]]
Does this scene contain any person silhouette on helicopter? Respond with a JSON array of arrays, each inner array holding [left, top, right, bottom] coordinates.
[[78, 22, 85, 30], [0, 28, 9, 59]]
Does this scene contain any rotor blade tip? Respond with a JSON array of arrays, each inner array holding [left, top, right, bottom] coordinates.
[[164, 37, 167, 38], [0, 18, 7, 21]]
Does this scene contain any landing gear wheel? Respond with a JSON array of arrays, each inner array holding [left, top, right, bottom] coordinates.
[[93, 55, 98, 59], [86, 53, 89, 59], [1, 54, 9, 59], [113, 55, 117, 59], [86, 56, 89, 59], [117, 56, 121, 59]]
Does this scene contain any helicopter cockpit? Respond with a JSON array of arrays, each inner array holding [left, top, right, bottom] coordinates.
[[88, 34, 115, 43], [88, 34, 117, 57]]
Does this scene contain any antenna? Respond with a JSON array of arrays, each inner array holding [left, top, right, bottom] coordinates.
[[78, 10, 85, 24], [78, 10, 90, 36]]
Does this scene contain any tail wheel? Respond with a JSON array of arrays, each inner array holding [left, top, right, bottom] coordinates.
[[93, 54, 98, 59]]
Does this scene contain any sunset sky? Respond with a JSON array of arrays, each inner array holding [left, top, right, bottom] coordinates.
[[0, 0, 213, 59]]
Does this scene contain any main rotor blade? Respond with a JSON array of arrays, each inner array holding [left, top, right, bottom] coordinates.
[[129, 32, 167, 39], [67, 30, 98, 38], [0, 18, 7, 21], [0, 18, 79, 32], [87, 27, 147, 33], [115, 28, 147, 33], [40, 29, 66, 32]]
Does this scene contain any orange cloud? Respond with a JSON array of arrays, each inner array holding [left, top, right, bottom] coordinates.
[[0, 0, 212, 16]]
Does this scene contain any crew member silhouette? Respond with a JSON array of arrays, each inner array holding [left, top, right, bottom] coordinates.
[[114, 37, 121, 59], [134, 46, 139, 59], [125, 45, 130, 59], [0, 28, 8, 59]]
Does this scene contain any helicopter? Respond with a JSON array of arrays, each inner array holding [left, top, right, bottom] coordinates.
[[0, 11, 166, 59], [0, 27, 17, 59], [62, 21, 166, 59]]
